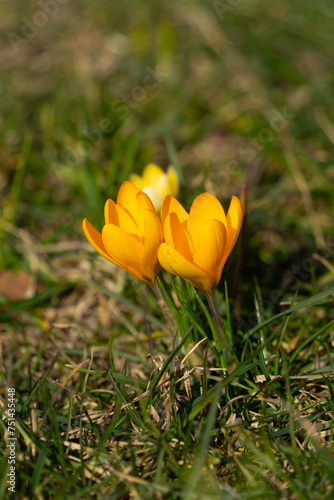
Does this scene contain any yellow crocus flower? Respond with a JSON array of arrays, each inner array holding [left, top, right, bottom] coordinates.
[[82, 181, 163, 283], [130, 164, 179, 212], [158, 193, 243, 291]]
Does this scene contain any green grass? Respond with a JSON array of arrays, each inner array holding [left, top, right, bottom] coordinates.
[[1, 0, 334, 498]]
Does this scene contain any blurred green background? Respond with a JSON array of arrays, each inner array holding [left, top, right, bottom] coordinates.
[[1, 0, 333, 342]]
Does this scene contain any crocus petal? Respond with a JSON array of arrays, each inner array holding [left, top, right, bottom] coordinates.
[[188, 193, 227, 247], [136, 190, 156, 213], [217, 197, 243, 276], [142, 163, 163, 184], [104, 198, 118, 225], [82, 218, 116, 264], [163, 212, 194, 258], [141, 209, 163, 282], [117, 181, 141, 221], [102, 224, 144, 281], [136, 191, 160, 239], [104, 198, 138, 234], [158, 243, 212, 291], [161, 195, 188, 227], [193, 219, 227, 289], [116, 204, 139, 234], [142, 186, 162, 212], [225, 195, 243, 256]]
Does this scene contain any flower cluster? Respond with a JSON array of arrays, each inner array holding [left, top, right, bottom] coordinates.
[[83, 168, 243, 292]]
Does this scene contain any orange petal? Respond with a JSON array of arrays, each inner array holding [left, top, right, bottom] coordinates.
[[163, 212, 194, 258], [142, 209, 163, 282], [102, 224, 145, 281], [193, 219, 227, 289], [224, 196, 243, 260], [158, 243, 211, 291], [137, 192, 159, 239], [117, 181, 140, 221], [187, 193, 227, 247], [104, 198, 118, 224], [161, 195, 188, 227], [82, 218, 116, 264], [136, 190, 156, 213], [105, 199, 139, 234]]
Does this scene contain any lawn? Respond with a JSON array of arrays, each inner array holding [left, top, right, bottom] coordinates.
[[1, 0, 334, 498]]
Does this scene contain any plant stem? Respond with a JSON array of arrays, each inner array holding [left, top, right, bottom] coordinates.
[[149, 281, 178, 332], [206, 290, 231, 368]]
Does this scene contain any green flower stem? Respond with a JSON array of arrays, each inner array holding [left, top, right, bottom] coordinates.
[[150, 281, 178, 332], [206, 290, 231, 369]]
